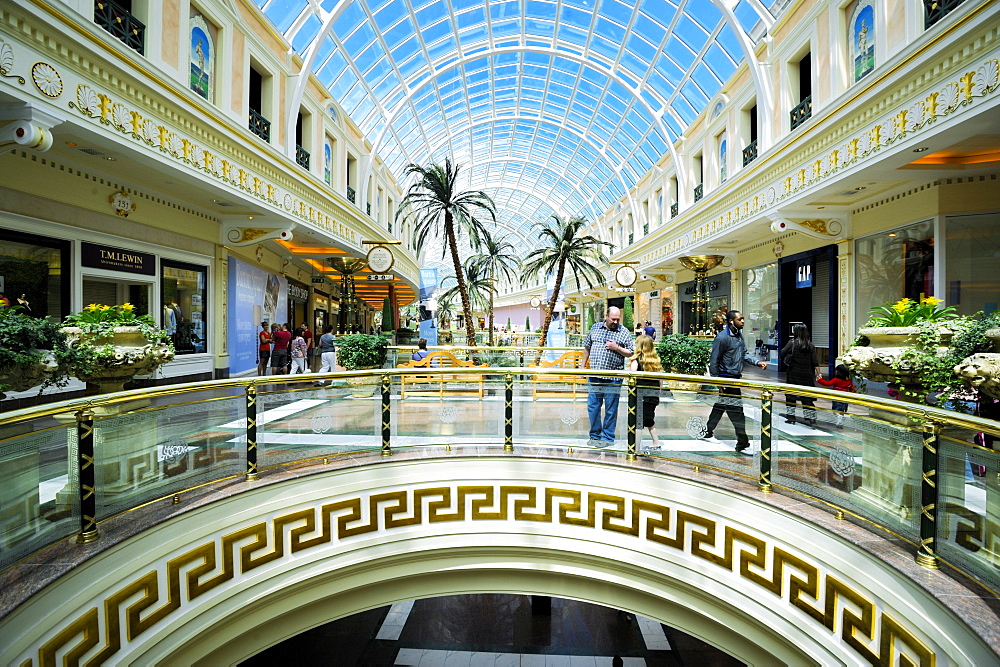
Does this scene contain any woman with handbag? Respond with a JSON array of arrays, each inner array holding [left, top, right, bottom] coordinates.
[[781, 323, 822, 426]]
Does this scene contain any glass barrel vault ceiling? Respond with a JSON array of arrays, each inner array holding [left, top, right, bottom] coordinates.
[[256, 0, 776, 263]]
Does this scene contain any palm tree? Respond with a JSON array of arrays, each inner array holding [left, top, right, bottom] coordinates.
[[467, 230, 519, 346], [439, 260, 496, 345], [396, 159, 497, 351], [521, 215, 612, 350]]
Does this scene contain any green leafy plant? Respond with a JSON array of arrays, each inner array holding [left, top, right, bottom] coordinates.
[[622, 296, 634, 331], [63, 303, 171, 344], [0, 307, 83, 395], [656, 334, 712, 375], [892, 312, 1000, 404], [866, 296, 957, 327], [335, 334, 388, 370]]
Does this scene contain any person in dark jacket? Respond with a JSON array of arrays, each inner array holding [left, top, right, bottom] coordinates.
[[703, 310, 768, 453], [781, 323, 822, 426]]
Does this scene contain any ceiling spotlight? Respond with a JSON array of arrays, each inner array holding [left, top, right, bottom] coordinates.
[[912, 147, 930, 153], [888, 233, 897, 237], [248, 216, 254, 220], [64, 141, 77, 147], [105, 156, 117, 161]]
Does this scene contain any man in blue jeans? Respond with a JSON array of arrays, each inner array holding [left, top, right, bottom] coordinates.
[[703, 310, 768, 454], [582, 306, 634, 447]]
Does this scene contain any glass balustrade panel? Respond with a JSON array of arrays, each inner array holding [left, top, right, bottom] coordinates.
[[393, 376, 504, 448], [514, 373, 592, 449], [643, 382, 763, 476], [256, 377, 381, 467], [772, 398, 921, 539], [93, 392, 245, 519], [937, 426, 1000, 592], [0, 420, 76, 569]]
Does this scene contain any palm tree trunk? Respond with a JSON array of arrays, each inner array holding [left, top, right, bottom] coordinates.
[[445, 213, 477, 350], [488, 267, 495, 347], [534, 259, 567, 363]]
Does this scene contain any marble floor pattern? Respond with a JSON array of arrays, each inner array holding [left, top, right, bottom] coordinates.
[[239, 594, 746, 666]]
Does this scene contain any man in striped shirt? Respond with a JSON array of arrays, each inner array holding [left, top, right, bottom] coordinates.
[[582, 307, 634, 447]]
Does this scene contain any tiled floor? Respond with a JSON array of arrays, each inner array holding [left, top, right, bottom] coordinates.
[[240, 594, 745, 666]]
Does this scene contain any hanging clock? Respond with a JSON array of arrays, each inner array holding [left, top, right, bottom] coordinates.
[[615, 265, 638, 287], [366, 245, 394, 273], [529, 296, 542, 309]]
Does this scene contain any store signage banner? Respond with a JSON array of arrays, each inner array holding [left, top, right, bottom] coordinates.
[[81, 241, 155, 275], [796, 260, 814, 288], [419, 268, 438, 346], [227, 257, 287, 375]]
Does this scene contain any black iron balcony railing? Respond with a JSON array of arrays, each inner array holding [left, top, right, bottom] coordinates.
[[248, 109, 270, 142], [643, 223, 649, 235], [94, 0, 145, 55], [742, 140, 758, 167], [367, 203, 372, 216], [693, 183, 704, 202], [628, 233, 634, 245], [295, 145, 310, 170], [790, 96, 813, 130], [925, 0, 967, 27], [347, 186, 356, 204], [670, 203, 678, 218]]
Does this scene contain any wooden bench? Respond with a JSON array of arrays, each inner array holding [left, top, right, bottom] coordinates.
[[396, 350, 488, 399], [528, 350, 588, 399]]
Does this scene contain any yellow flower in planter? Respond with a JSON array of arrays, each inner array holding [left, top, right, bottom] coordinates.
[[868, 296, 956, 327]]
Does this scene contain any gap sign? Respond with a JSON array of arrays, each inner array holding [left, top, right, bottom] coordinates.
[[796, 259, 814, 288]]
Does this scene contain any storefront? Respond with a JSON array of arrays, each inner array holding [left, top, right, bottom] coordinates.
[[0, 215, 215, 390], [287, 280, 310, 330], [677, 273, 730, 335]]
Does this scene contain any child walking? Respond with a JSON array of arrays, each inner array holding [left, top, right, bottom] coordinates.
[[817, 364, 855, 427]]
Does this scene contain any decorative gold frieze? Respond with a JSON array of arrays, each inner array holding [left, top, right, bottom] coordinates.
[[23, 483, 936, 666]]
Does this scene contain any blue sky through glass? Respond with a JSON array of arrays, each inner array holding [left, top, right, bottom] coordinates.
[[255, 0, 770, 262]]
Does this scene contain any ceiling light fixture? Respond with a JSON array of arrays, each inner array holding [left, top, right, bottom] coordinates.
[[64, 141, 77, 147], [912, 147, 930, 153], [105, 156, 117, 161]]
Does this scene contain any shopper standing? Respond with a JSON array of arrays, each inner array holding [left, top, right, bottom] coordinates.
[[582, 307, 634, 447], [270, 323, 292, 375], [257, 321, 271, 376], [781, 323, 822, 426], [630, 334, 662, 450]]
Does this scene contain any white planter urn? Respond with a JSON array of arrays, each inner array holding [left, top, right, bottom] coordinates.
[[954, 327, 1000, 400], [61, 326, 174, 394], [842, 326, 952, 399], [0, 350, 59, 399]]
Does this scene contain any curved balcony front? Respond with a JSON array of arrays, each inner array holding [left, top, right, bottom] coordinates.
[[1, 362, 999, 665]]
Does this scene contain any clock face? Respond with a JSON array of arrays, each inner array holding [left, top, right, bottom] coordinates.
[[366, 246, 394, 273], [529, 296, 542, 308], [615, 265, 637, 287]]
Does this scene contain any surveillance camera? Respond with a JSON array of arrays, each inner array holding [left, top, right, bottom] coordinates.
[[770, 220, 788, 233]]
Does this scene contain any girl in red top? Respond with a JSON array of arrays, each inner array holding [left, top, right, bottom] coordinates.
[[257, 322, 271, 376], [817, 363, 855, 427]]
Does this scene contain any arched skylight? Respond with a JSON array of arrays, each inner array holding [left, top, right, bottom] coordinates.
[[255, 0, 771, 264]]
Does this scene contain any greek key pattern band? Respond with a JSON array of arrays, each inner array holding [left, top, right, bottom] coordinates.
[[28, 484, 934, 666]]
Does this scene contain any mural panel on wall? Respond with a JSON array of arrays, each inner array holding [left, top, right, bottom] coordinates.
[[850, 2, 875, 83], [189, 10, 215, 102]]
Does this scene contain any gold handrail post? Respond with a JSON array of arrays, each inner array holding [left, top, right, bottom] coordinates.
[[75, 408, 99, 543], [917, 419, 942, 569], [759, 389, 773, 493], [381, 374, 392, 457], [504, 373, 514, 451], [626, 376, 637, 461], [245, 384, 259, 481]]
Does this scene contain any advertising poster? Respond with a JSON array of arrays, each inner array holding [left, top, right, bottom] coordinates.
[[228, 257, 287, 375], [418, 267, 438, 346]]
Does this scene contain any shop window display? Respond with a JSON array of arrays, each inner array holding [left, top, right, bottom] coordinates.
[[161, 260, 208, 354], [0, 229, 69, 319], [744, 263, 778, 361], [855, 222, 934, 325]]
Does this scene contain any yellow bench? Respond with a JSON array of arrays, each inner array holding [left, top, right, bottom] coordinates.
[[397, 350, 487, 399], [528, 350, 588, 399]]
